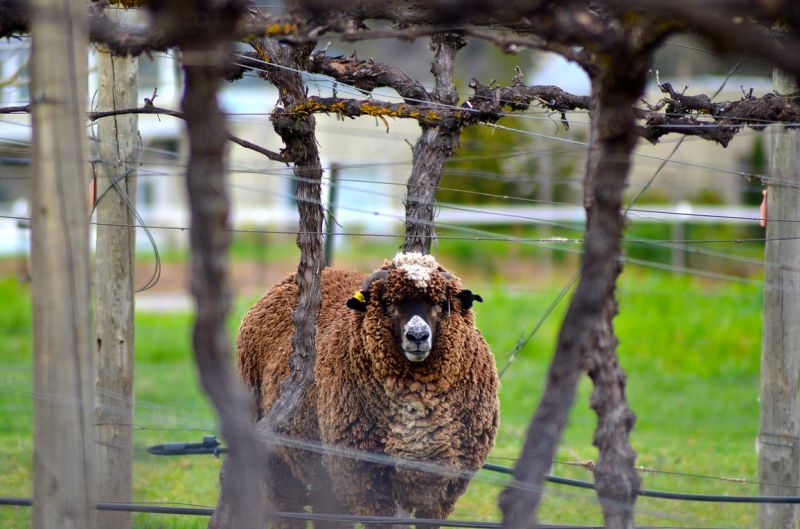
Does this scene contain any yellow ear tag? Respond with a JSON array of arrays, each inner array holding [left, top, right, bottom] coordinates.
[[353, 291, 366, 304]]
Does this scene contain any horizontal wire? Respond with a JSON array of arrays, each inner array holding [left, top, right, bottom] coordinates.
[[1, 30, 790, 139], [0, 210, 584, 244], [55, 150, 775, 233], [0, 495, 737, 529], [3, 202, 777, 248], [0, 143, 768, 211], [89, 160, 766, 209], [3, 353, 767, 523], [1, 96, 779, 197], [140, 436, 800, 506], [0, 211, 781, 291], [230, 54, 598, 127], [0, 388, 215, 434], [483, 121, 786, 187], [17, 154, 774, 275], [4, 370, 776, 492], [0, 389, 618, 515], [1, 151, 778, 281], [555, 460, 800, 491], [131, 143, 764, 204], [71, 151, 781, 225]]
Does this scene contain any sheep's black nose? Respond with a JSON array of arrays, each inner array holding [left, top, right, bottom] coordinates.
[[405, 327, 430, 343]]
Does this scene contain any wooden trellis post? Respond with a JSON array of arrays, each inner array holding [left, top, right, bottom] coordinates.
[[30, 0, 95, 528], [94, 6, 138, 529], [758, 66, 800, 529]]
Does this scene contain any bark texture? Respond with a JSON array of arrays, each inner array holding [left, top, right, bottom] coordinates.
[[307, 51, 430, 103], [641, 82, 800, 146], [29, 0, 95, 528], [251, 34, 325, 435], [758, 66, 800, 529], [581, 74, 643, 529], [168, 3, 270, 529], [184, 42, 270, 529], [403, 33, 464, 254], [268, 80, 800, 148], [211, 6, 327, 525], [246, 27, 329, 529], [93, 8, 138, 529], [499, 57, 646, 529]]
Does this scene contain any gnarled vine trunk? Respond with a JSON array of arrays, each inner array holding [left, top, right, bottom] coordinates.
[[403, 33, 464, 254], [499, 55, 646, 529]]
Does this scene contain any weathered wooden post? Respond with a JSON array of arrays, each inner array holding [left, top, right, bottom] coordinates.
[[324, 162, 339, 266], [93, 6, 138, 529], [30, 0, 95, 528], [758, 65, 800, 529]]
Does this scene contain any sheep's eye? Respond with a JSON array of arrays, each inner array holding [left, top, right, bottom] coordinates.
[[438, 299, 449, 313]]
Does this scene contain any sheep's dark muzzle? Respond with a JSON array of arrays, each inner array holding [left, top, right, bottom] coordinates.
[[401, 314, 433, 362]]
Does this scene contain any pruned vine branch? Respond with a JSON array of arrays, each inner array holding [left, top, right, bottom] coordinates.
[[640, 82, 800, 146], [273, 76, 800, 149], [5, 73, 794, 160], [3, 0, 798, 153], [279, 96, 460, 127], [307, 50, 431, 103], [0, 99, 289, 163]]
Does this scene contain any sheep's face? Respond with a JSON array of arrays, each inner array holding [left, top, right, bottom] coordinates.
[[347, 252, 483, 364], [385, 296, 444, 362]]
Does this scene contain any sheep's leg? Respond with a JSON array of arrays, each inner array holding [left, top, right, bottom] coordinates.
[[356, 501, 400, 529], [347, 493, 397, 529], [397, 475, 462, 529], [308, 471, 352, 529], [267, 454, 308, 529], [325, 457, 397, 529], [413, 503, 455, 529]]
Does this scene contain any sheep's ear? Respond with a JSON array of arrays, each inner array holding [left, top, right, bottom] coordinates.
[[346, 290, 370, 312], [457, 290, 483, 311]]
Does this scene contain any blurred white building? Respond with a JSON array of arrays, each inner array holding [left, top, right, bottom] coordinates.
[[0, 41, 419, 255], [0, 41, 772, 257]]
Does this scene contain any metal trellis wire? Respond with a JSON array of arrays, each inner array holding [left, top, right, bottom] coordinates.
[[144, 436, 800, 505]]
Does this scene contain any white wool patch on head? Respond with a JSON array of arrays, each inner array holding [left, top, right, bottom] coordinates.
[[392, 252, 440, 288]]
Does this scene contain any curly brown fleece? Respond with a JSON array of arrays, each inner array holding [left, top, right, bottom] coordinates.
[[237, 261, 499, 522]]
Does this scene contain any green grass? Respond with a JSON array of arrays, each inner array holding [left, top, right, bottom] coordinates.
[[0, 267, 766, 528]]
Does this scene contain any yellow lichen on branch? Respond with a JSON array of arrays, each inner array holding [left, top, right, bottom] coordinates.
[[253, 42, 270, 65], [281, 97, 467, 128], [359, 102, 402, 117], [107, 0, 149, 6], [265, 22, 296, 36], [289, 99, 329, 116]]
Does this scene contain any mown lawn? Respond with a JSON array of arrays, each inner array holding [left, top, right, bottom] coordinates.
[[0, 266, 764, 528]]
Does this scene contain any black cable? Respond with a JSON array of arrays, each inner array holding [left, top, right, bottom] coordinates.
[[0, 496, 740, 528], [484, 464, 800, 504], [144, 441, 800, 505]]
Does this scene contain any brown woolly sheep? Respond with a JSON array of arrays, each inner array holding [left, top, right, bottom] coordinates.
[[237, 252, 499, 526]]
